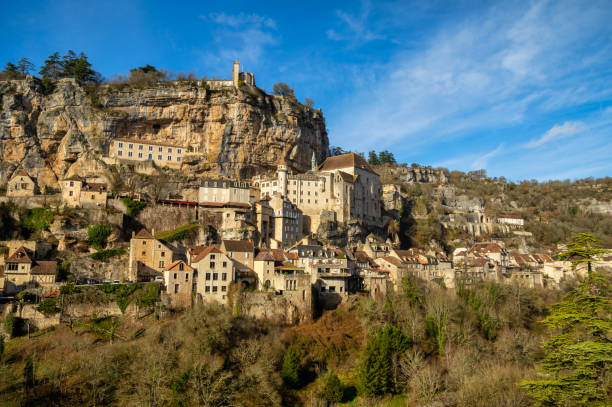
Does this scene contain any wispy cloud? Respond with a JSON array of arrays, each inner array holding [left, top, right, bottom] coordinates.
[[329, 0, 612, 179], [526, 121, 587, 148], [199, 12, 279, 71], [327, 0, 385, 43]]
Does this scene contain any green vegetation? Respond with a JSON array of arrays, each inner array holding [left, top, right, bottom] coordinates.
[[21, 208, 54, 233], [559, 232, 610, 274], [39, 50, 101, 85], [87, 224, 112, 249], [90, 249, 125, 261], [522, 273, 612, 406], [36, 298, 59, 316], [3, 316, 25, 338], [121, 197, 147, 217], [0, 202, 16, 239], [281, 343, 306, 388], [60, 282, 80, 295], [57, 259, 71, 281], [155, 222, 199, 243], [321, 370, 344, 403], [368, 150, 397, 165], [272, 81, 293, 96], [97, 282, 160, 313]]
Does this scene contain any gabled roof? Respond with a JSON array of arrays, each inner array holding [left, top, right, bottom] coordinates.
[[11, 169, 32, 179], [63, 175, 82, 182], [134, 229, 154, 239], [318, 153, 376, 174], [82, 183, 108, 192], [380, 256, 404, 267], [192, 245, 223, 263], [164, 260, 194, 272], [338, 171, 356, 183], [6, 247, 32, 264], [255, 249, 292, 262], [222, 240, 254, 253]]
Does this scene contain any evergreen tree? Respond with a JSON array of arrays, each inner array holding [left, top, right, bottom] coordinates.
[[281, 344, 303, 388], [522, 273, 612, 406], [321, 370, 344, 403], [378, 150, 396, 164], [358, 325, 410, 395], [2, 62, 21, 79], [16, 57, 34, 75], [39, 52, 63, 80], [368, 150, 380, 165], [560, 233, 609, 275]]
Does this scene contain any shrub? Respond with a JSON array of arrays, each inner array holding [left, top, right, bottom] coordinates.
[[281, 344, 303, 388], [37, 298, 59, 316], [60, 282, 80, 295], [321, 370, 344, 403], [17, 291, 37, 303], [90, 249, 125, 261], [57, 259, 71, 280], [21, 208, 53, 233], [121, 197, 147, 217], [88, 224, 112, 249], [272, 82, 293, 96], [4, 316, 25, 337]]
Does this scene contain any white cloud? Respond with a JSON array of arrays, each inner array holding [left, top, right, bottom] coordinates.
[[472, 144, 504, 170], [327, 0, 385, 43], [206, 12, 277, 29], [526, 121, 588, 148]]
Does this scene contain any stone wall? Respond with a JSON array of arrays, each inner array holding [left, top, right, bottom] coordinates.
[[241, 288, 313, 325]]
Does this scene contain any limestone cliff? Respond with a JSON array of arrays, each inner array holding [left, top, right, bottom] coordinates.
[[0, 77, 329, 186]]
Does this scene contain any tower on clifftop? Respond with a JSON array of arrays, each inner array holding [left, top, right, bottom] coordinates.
[[232, 60, 240, 87]]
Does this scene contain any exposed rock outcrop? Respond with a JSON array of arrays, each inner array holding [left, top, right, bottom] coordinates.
[[0, 77, 329, 187]]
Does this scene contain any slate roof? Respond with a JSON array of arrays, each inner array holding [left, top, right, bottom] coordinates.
[[30, 261, 57, 276], [318, 153, 376, 174]]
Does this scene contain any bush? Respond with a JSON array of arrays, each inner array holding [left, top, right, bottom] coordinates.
[[60, 282, 80, 295], [90, 249, 125, 261], [321, 370, 344, 403], [17, 291, 37, 303], [21, 208, 53, 233], [88, 224, 112, 249], [4, 316, 25, 337], [281, 344, 304, 388], [57, 259, 71, 281], [272, 82, 293, 96], [37, 298, 59, 316], [121, 197, 147, 217]]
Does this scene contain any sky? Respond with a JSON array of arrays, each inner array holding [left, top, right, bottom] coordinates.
[[2, 0, 611, 181]]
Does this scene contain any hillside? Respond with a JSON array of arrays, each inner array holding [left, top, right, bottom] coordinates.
[[0, 76, 328, 186]]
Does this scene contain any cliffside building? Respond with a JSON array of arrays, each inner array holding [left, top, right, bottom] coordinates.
[[109, 138, 186, 169], [7, 170, 36, 197], [1, 246, 57, 294], [128, 229, 175, 281], [61, 176, 108, 208], [255, 153, 381, 232]]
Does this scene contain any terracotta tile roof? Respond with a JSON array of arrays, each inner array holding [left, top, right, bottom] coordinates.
[[30, 261, 57, 276], [113, 137, 186, 149], [12, 170, 31, 178], [498, 214, 523, 220], [134, 229, 154, 239], [471, 243, 503, 253], [381, 256, 404, 267], [164, 260, 194, 272], [318, 153, 376, 174], [6, 247, 32, 264], [222, 240, 254, 252], [192, 245, 222, 263]]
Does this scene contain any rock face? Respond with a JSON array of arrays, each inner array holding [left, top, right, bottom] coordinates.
[[383, 164, 448, 184], [0, 77, 329, 186]]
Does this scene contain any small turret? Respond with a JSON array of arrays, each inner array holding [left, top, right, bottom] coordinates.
[[311, 151, 317, 172]]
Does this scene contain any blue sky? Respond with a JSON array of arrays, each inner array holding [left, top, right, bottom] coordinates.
[[2, 0, 611, 181]]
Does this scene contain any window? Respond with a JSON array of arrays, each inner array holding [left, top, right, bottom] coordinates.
[[205, 286, 210, 293], [179, 263, 184, 271], [138, 153, 142, 158], [148, 154, 152, 160], [222, 273, 227, 281], [222, 261, 227, 267], [185, 273, 189, 281], [329, 286, 336, 292], [168, 156, 172, 161], [206, 272, 211, 280], [158, 155, 162, 160], [7, 263, 18, 271], [149, 146, 153, 151], [222, 285, 227, 292], [174, 284, 179, 293], [118, 142, 123, 147], [69, 191, 73, 197], [210, 254, 215, 260], [212, 286, 218, 292], [161, 251, 165, 257], [118, 150, 122, 156], [168, 148, 172, 153], [173, 273, 177, 279], [139, 145, 143, 150], [128, 151, 133, 157], [210, 262, 215, 268], [213, 273, 218, 280], [177, 157, 181, 162], [129, 144, 133, 149], [159, 261, 164, 268], [158, 147, 163, 152], [177, 149, 182, 154]]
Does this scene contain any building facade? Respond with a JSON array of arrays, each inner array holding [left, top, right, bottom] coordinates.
[[7, 170, 36, 197], [109, 138, 186, 169], [128, 229, 174, 281]]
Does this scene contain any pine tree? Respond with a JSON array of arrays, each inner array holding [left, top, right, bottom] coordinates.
[[16, 57, 34, 75], [559, 233, 609, 275], [368, 150, 380, 165], [321, 370, 344, 403], [2, 62, 21, 79], [522, 272, 612, 406], [39, 52, 63, 80], [281, 344, 302, 388]]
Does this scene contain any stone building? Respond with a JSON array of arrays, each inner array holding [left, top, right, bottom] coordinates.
[[61, 175, 108, 208], [191, 245, 234, 303], [163, 260, 194, 309], [128, 229, 174, 281], [220, 240, 255, 268], [7, 170, 36, 197], [199, 178, 251, 205], [2, 246, 57, 294], [497, 214, 524, 227], [255, 152, 381, 232], [269, 194, 303, 248], [109, 138, 186, 169]]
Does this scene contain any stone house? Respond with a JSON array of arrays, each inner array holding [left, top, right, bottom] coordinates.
[[163, 260, 194, 309], [253, 249, 299, 290], [220, 240, 255, 268], [128, 229, 174, 281], [7, 170, 36, 197], [61, 175, 108, 208], [2, 246, 57, 294], [375, 256, 409, 290], [268, 194, 303, 249], [191, 245, 234, 304], [497, 214, 524, 227], [199, 178, 250, 206]]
